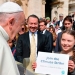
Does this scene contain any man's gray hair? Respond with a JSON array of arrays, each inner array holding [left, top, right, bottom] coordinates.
[[0, 12, 22, 23]]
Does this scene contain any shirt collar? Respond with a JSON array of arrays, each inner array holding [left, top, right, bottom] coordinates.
[[42, 29, 46, 34], [29, 30, 37, 35], [0, 26, 9, 41]]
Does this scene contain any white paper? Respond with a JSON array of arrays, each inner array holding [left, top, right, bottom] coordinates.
[[35, 52, 69, 75]]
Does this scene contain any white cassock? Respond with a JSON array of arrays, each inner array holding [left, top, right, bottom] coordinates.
[[0, 26, 20, 75]]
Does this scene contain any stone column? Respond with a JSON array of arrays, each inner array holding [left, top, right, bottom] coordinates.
[[21, 0, 28, 18], [57, 0, 69, 18], [42, 0, 46, 17], [51, 6, 58, 21], [28, 0, 42, 18], [63, 0, 69, 17], [10, 0, 28, 18]]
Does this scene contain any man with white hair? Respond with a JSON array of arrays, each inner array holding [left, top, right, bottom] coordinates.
[[0, 1, 25, 75]]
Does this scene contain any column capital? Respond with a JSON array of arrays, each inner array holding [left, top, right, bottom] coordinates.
[[57, 3, 63, 8]]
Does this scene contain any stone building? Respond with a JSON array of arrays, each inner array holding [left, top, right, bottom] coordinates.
[[0, 0, 75, 20]]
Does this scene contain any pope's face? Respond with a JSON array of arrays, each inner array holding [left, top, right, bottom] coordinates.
[[10, 12, 25, 40]]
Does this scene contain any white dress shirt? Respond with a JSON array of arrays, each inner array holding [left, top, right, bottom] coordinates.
[[42, 29, 46, 34], [59, 20, 63, 27]]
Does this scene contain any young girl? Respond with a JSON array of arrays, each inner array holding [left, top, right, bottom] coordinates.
[[60, 30, 75, 75], [32, 30, 75, 75]]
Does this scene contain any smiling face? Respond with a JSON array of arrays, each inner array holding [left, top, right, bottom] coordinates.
[[27, 17, 39, 33], [64, 20, 73, 30], [61, 33, 75, 52]]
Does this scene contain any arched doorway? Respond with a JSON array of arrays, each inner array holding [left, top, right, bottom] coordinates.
[[45, 0, 54, 18], [45, 0, 51, 17]]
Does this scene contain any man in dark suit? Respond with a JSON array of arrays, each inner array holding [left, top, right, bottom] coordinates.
[[56, 14, 63, 28], [16, 15, 51, 74], [39, 20, 53, 52]]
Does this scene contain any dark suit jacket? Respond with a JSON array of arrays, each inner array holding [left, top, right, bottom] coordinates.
[[16, 31, 50, 63], [57, 20, 62, 24], [44, 30, 53, 52], [54, 32, 62, 53], [73, 21, 75, 30], [56, 20, 63, 27]]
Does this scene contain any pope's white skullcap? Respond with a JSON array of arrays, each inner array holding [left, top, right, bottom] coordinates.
[[0, 1, 23, 13]]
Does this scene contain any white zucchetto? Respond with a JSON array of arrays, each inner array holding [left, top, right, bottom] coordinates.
[[0, 1, 23, 13]]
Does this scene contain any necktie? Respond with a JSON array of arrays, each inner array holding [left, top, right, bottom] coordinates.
[[30, 33, 36, 62], [26, 33, 36, 73]]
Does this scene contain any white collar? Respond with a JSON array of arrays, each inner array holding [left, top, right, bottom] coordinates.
[[0, 26, 9, 41], [42, 29, 46, 34], [29, 30, 37, 35]]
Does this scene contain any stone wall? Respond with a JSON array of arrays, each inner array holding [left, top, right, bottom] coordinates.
[[0, 0, 75, 20]]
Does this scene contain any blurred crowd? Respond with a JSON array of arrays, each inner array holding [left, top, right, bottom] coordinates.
[[9, 13, 75, 58]]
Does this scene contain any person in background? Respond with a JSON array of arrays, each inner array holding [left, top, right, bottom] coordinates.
[[46, 17, 54, 28], [8, 39, 17, 60], [56, 14, 63, 28], [39, 20, 53, 52], [49, 27, 57, 50], [0, 1, 25, 75], [49, 27, 57, 42], [16, 24, 28, 42], [55, 23, 62, 35], [55, 15, 74, 53], [52, 17, 57, 26], [19, 24, 28, 35], [43, 17, 46, 21]]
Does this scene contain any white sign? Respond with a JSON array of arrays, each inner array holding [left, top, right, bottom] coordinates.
[[35, 52, 69, 75]]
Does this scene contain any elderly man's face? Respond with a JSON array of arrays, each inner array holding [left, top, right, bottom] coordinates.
[[59, 16, 63, 21], [10, 12, 25, 40]]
